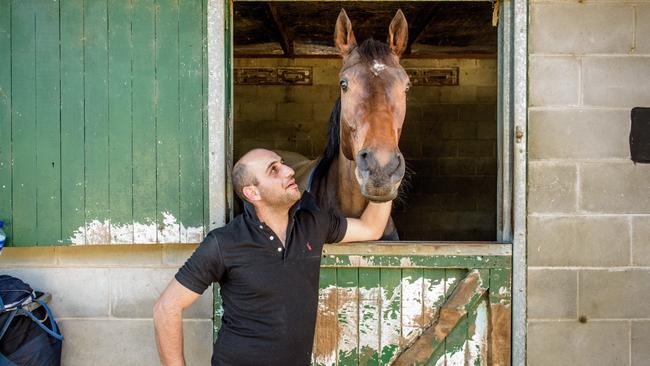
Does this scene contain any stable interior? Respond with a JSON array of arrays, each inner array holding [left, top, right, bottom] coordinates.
[[233, 1, 498, 241]]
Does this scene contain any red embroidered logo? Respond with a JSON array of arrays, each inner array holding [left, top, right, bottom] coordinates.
[[306, 242, 312, 251]]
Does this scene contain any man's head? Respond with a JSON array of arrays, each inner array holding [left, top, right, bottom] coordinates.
[[233, 149, 301, 209]]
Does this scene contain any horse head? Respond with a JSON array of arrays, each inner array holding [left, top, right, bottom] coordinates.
[[334, 9, 409, 202]]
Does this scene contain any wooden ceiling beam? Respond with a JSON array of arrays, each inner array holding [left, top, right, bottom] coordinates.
[[266, 3, 294, 58], [405, 4, 441, 56]]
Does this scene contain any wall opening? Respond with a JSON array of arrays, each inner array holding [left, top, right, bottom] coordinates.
[[232, 1, 498, 241]]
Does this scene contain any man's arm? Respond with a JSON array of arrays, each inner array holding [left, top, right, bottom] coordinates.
[[153, 279, 202, 366], [340, 200, 392, 243]]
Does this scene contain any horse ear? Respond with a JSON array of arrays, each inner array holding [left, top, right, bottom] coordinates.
[[334, 9, 357, 56], [388, 9, 408, 57]]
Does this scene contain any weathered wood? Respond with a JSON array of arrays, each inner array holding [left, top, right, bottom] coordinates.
[[337, 268, 359, 365], [320, 254, 511, 269], [108, 0, 134, 243], [11, 0, 37, 246], [179, 0, 205, 242], [466, 299, 489, 366], [379, 268, 402, 364], [313, 268, 338, 366], [156, 0, 181, 243], [35, 0, 62, 245], [404, 3, 440, 55], [132, 0, 158, 243], [0, 0, 11, 243], [323, 243, 511, 257], [489, 268, 512, 366], [392, 270, 488, 366], [84, 0, 110, 244], [266, 3, 294, 57], [60, 0, 86, 244], [358, 268, 381, 366]]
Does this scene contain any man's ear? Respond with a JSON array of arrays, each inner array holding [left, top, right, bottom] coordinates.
[[242, 186, 261, 202]]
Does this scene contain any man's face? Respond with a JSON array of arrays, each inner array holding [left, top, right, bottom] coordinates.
[[247, 151, 301, 208]]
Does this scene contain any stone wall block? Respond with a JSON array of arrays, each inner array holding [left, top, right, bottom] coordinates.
[[163, 243, 200, 266], [60, 319, 212, 366], [3, 268, 109, 317], [528, 56, 579, 107], [635, 6, 650, 54], [581, 163, 650, 213], [579, 269, 650, 318], [238, 102, 276, 122], [527, 321, 629, 366], [528, 109, 630, 160], [528, 163, 577, 213], [56, 245, 163, 266], [528, 269, 577, 319], [110, 268, 213, 319], [528, 216, 630, 266], [530, 4, 633, 54], [583, 57, 650, 108], [632, 321, 650, 366], [0, 247, 56, 266], [461, 67, 497, 86], [276, 102, 313, 123], [313, 66, 340, 86], [632, 217, 650, 266]]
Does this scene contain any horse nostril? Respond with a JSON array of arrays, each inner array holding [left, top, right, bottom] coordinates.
[[357, 149, 372, 171]]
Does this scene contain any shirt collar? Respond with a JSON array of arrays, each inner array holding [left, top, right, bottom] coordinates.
[[243, 192, 320, 224]]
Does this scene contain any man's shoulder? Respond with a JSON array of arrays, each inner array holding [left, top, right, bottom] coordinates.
[[203, 215, 248, 247]]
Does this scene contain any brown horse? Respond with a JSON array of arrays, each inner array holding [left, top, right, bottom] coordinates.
[[280, 9, 410, 239]]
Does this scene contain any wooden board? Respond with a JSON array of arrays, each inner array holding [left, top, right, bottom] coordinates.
[[1, 0, 208, 246]]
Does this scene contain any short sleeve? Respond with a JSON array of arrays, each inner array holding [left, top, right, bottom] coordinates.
[[175, 231, 226, 294], [315, 209, 348, 244]]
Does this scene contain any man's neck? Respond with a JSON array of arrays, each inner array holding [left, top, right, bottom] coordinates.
[[255, 204, 290, 245]]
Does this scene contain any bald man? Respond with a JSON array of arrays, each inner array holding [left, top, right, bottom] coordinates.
[[154, 149, 392, 366]]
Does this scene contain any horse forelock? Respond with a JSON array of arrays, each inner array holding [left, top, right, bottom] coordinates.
[[355, 38, 397, 67]]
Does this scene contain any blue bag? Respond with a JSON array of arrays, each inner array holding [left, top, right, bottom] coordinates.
[[0, 275, 63, 366]]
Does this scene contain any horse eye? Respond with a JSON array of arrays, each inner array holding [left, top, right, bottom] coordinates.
[[340, 79, 348, 92]]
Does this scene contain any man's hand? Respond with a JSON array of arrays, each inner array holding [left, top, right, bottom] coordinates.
[[340, 200, 392, 243], [153, 279, 201, 366]]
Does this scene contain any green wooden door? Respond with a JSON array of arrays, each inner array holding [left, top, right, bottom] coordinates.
[[0, 0, 209, 246], [213, 243, 512, 365]]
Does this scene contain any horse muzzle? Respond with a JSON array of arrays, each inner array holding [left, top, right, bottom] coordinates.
[[355, 149, 405, 202]]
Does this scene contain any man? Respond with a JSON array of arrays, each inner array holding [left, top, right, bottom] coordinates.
[[154, 148, 392, 366]]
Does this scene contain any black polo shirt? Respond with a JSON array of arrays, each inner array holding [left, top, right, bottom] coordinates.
[[175, 192, 347, 366]]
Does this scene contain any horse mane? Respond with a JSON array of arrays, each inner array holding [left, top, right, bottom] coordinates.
[[320, 97, 341, 172]]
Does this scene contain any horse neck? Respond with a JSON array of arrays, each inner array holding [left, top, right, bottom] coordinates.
[[328, 151, 368, 218]]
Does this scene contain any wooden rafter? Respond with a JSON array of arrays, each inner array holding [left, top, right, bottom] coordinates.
[[405, 4, 441, 56], [265, 2, 294, 57]]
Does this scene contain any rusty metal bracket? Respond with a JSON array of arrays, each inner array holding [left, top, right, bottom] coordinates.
[[405, 67, 459, 87], [234, 67, 312, 85]]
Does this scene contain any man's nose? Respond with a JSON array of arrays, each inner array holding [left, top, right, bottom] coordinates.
[[282, 164, 295, 178]]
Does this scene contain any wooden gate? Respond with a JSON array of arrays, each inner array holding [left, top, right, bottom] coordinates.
[[213, 243, 511, 365]]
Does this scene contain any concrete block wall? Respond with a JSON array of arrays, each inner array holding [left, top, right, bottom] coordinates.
[[0, 245, 212, 365], [528, 1, 650, 365], [234, 57, 497, 240]]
